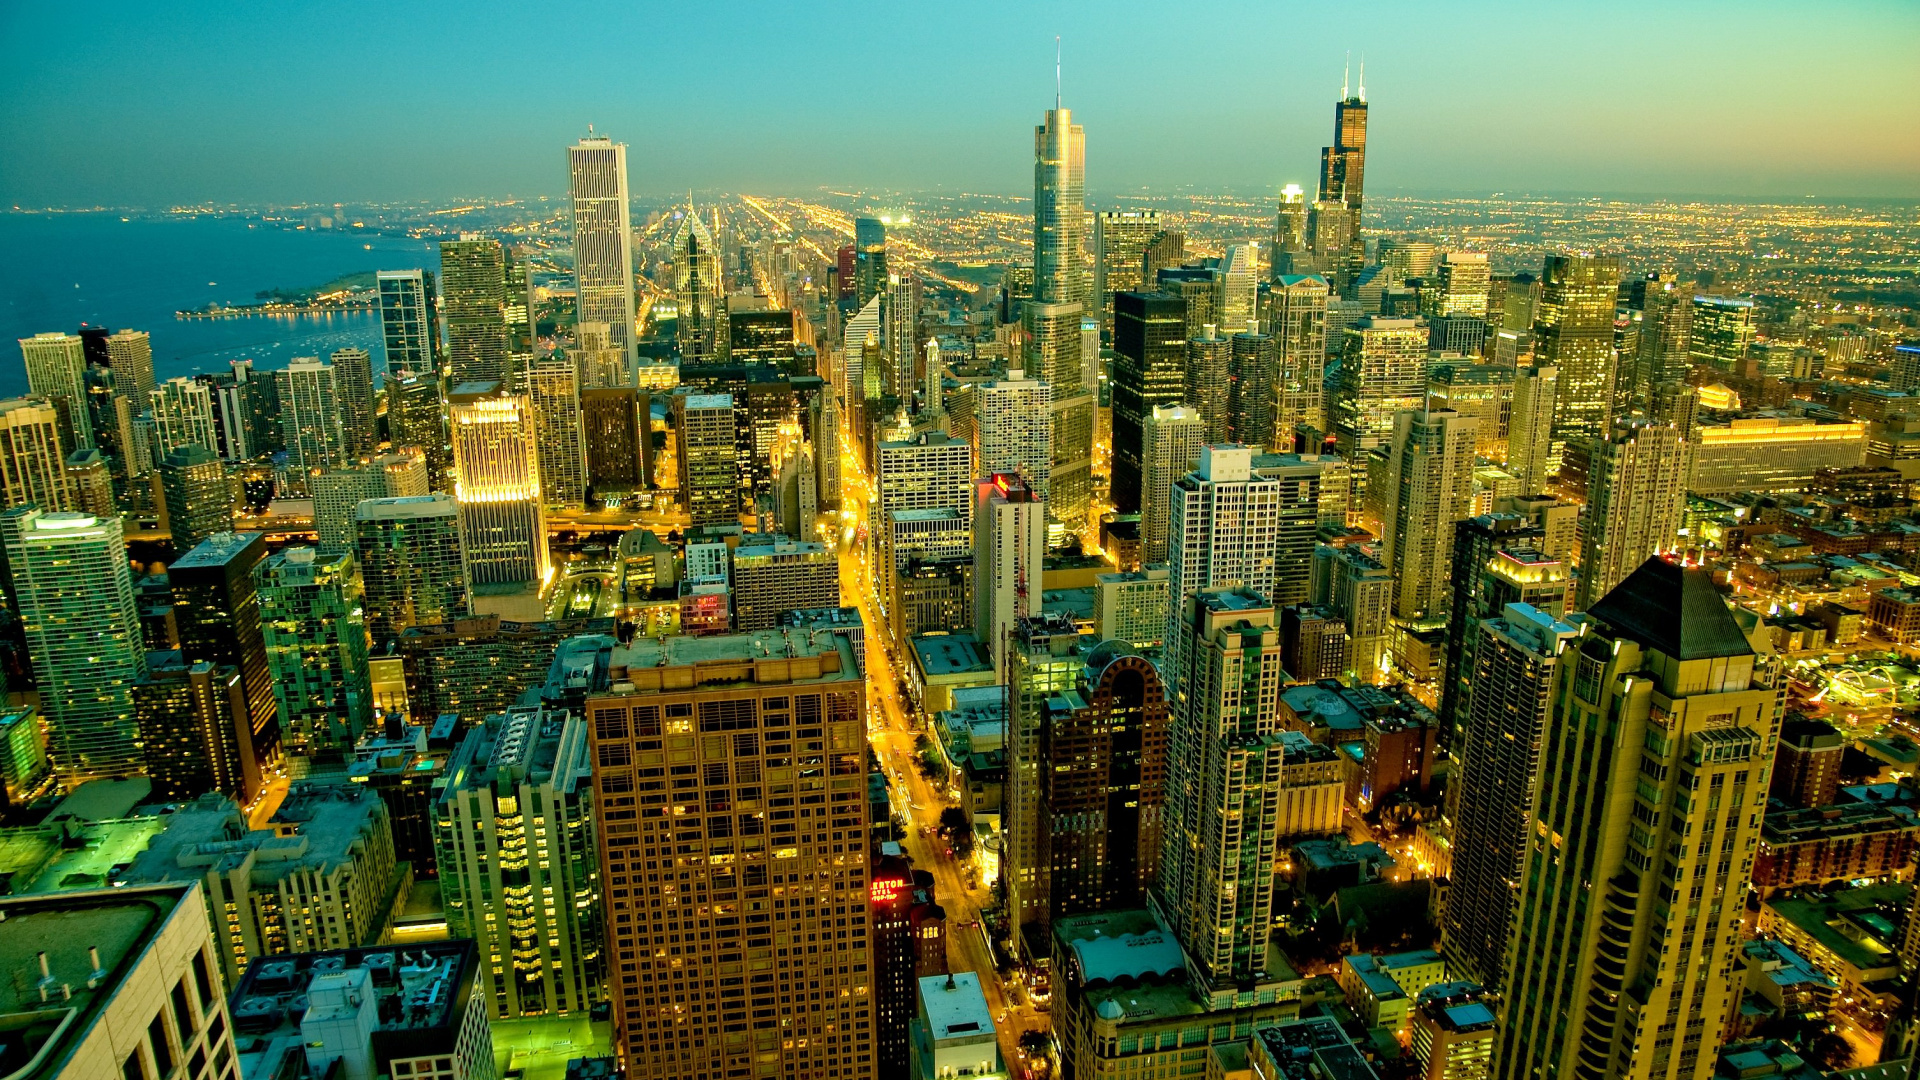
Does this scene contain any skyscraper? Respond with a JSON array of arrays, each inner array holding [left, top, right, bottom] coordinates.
[[674, 392, 739, 528], [1033, 96, 1090, 313], [1497, 559, 1778, 1080], [310, 450, 429, 554], [568, 134, 638, 364], [1024, 301, 1093, 534], [148, 376, 219, 458], [388, 370, 451, 489], [1004, 610, 1088, 938], [1160, 587, 1327, 990], [158, 444, 234, 552], [1184, 329, 1231, 443], [854, 215, 888, 306], [1139, 405, 1205, 566], [1315, 63, 1368, 285], [0, 397, 76, 511], [1227, 330, 1275, 447], [170, 530, 279, 773], [257, 546, 373, 762], [1433, 252, 1492, 319], [1269, 273, 1331, 446], [1629, 274, 1690, 407], [377, 269, 439, 378], [1111, 291, 1188, 514], [1094, 209, 1160, 329], [572, 321, 628, 389], [449, 383, 549, 587], [17, 332, 93, 449], [582, 387, 645, 490], [275, 357, 348, 471], [105, 329, 156, 402], [1536, 253, 1623, 469], [671, 209, 723, 363], [438, 704, 602, 1019], [526, 354, 588, 510], [331, 347, 378, 458], [134, 650, 256, 801], [974, 473, 1048, 677], [353, 494, 471, 645], [1505, 365, 1558, 493], [1577, 422, 1689, 609], [5, 508, 144, 780], [440, 235, 514, 385], [64, 447, 112, 516], [1689, 294, 1758, 374], [969, 370, 1051, 494], [582, 628, 871, 1079], [1441, 602, 1577, 988], [1330, 316, 1428, 459], [1381, 409, 1478, 620]]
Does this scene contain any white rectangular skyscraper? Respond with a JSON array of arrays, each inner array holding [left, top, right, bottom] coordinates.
[[568, 134, 638, 365]]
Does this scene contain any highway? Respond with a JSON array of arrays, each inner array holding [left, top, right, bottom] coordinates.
[[836, 447, 1048, 1072]]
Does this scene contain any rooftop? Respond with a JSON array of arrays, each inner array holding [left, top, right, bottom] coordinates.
[[355, 494, 458, 521], [1588, 557, 1754, 661], [602, 627, 859, 691], [0, 884, 197, 1080], [912, 634, 994, 677], [917, 972, 995, 1042]]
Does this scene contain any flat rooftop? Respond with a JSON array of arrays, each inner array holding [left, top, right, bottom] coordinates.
[[911, 634, 994, 677], [170, 531, 263, 569], [0, 884, 197, 1080], [918, 972, 995, 1042], [601, 628, 859, 693]]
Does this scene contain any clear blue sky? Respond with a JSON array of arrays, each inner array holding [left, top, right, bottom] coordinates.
[[3, 0, 1916, 207]]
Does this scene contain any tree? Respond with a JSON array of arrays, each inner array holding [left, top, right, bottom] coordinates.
[[937, 806, 974, 858]]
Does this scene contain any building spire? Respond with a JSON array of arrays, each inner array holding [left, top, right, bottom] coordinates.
[[1055, 36, 1062, 110], [1358, 54, 1366, 102], [1342, 52, 1350, 99]]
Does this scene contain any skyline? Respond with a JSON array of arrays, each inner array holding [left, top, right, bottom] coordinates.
[[1, 1, 1916, 208]]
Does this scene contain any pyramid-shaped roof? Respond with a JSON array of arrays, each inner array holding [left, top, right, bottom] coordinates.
[[1587, 556, 1752, 661]]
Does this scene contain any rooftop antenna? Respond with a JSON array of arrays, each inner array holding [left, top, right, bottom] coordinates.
[[1342, 52, 1350, 99], [1055, 36, 1062, 110], [1358, 55, 1366, 102]]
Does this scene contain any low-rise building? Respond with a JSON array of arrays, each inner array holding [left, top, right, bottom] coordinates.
[[1730, 939, 1836, 1039], [1759, 883, 1908, 1020], [909, 972, 1005, 1080], [907, 634, 997, 718], [228, 940, 496, 1080], [1868, 587, 1920, 644], [398, 616, 615, 725], [1408, 981, 1498, 1080], [1336, 949, 1447, 1033], [1752, 800, 1919, 894]]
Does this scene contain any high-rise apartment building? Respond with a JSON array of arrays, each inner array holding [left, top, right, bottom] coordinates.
[[1506, 365, 1558, 493], [1185, 329, 1231, 443], [105, 328, 156, 401], [17, 331, 93, 449], [1330, 316, 1428, 458], [1439, 514, 1573, 758], [1312, 544, 1395, 682], [582, 628, 871, 1080], [526, 354, 588, 510], [148, 376, 219, 458], [438, 703, 603, 1019], [974, 473, 1048, 677], [158, 444, 233, 552], [1633, 274, 1692, 408], [582, 387, 645, 490], [0, 396, 76, 510], [1497, 559, 1779, 1080], [1227, 330, 1275, 447], [1111, 291, 1189, 514], [1139, 405, 1206, 565], [1536, 253, 1623, 469], [674, 392, 739, 528], [398, 614, 612, 723], [1094, 209, 1160, 329], [7, 508, 145, 779], [331, 346, 378, 458], [1269, 274, 1332, 445], [65, 447, 113, 515], [568, 135, 638, 363], [257, 546, 373, 761], [1577, 422, 1689, 609], [1690, 294, 1757, 375], [276, 357, 349, 471], [135, 649, 257, 800], [170, 530, 279, 772], [354, 494, 471, 645], [441, 235, 515, 385], [1427, 363, 1513, 460], [1024, 303, 1095, 536], [377, 269, 439, 377], [969, 369, 1051, 495], [1004, 611, 1087, 940], [311, 449, 430, 554], [1381, 409, 1478, 620], [1441, 602, 1578, 988], [449, 383, 548, 587], [1161, 587, 1336, 991], [388, 370, 451, 488]]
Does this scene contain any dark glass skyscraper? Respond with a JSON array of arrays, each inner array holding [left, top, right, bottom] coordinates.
[[1110, 291, 1187, 515]]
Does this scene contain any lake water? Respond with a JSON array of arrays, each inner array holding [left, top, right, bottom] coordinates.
[[0, 212, 439, 396]]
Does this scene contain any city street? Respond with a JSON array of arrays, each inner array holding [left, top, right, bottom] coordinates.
[[837, 449, 1048, 1071]]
